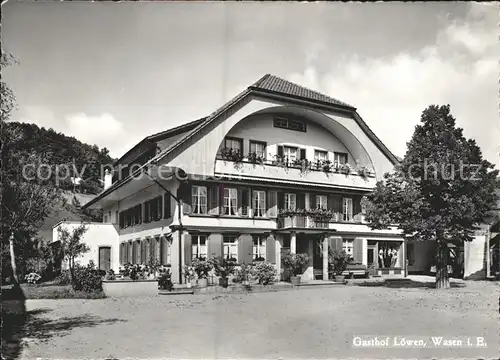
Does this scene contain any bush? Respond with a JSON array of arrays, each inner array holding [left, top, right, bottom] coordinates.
[[208, 256, 237, 279], [328, 249, 351, 276], [24, 272, 42, 284], [253, 261, 277, 285], [104, 269, 116, 280], [238, 263, 254, 283], [53, 270, 71, 285], [71, 263, 103, 293], [281, 250, 309, 276], [157, 269, 174, 291], [191, 258, 212, 279]]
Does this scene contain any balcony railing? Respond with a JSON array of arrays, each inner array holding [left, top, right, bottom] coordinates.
[[277, 214, 366, 229]]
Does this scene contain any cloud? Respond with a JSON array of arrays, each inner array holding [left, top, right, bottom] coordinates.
[[288, 4, 499, 166], [65, 112, 124, 143], [16, 108, 127, 157]]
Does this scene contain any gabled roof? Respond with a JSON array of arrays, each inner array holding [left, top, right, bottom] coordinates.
[[113, 117, 206, 166], [83, 74, 398, 209], [250, 74, 355, 109]]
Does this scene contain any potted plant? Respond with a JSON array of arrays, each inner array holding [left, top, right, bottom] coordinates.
[[281, 250, 309, 285], [248, 151, 264, 165], [191, 257, 212, 288], [157, 269, 174, 291], [340, 163, 352, 174], [328, 249, 351, 282], [357, 165, 370, 178], [209, 256, 237, 288], [183, 265, 195, 288], [321, 160, 332, 173]]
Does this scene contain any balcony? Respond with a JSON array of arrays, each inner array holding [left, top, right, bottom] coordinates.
[[277, 213, 366, 230], [214, 159, 376, 189]]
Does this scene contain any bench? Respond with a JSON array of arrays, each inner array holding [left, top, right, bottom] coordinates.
[[313, 265, 369, 280]]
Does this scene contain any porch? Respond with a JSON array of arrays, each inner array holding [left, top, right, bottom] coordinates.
[[276, 232, 406, 281]]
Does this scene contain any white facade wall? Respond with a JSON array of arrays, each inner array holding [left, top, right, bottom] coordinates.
[[226, 114, 356, 167], [464, 234, 486, 279], [52, 221, 120, 272]]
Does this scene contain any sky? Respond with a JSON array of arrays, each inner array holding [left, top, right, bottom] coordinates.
[[3, 1, 499, 167]]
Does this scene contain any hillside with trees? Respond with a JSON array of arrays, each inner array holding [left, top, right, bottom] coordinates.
[[1, 52, 116, 283]]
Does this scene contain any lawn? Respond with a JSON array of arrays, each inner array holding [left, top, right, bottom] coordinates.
[[10, 280, 500, 359], [20, 283, 106, 299]]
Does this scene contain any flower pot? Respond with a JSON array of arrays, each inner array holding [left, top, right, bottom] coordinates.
[[334, 275, 345, 283], [186, 282, 192, 289], [219, 277, 229, 288], [290, 276, 301, 285], [198, 278, 208, 288]]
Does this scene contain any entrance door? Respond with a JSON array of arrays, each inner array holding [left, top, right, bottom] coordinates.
[[99, 246, 111, 271], [313, 237, 323, 271]]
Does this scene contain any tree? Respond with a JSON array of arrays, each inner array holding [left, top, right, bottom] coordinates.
[[364, 105, 499, 289], [56, 224, 89, 281]]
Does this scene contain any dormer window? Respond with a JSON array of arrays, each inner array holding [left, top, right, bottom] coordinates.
[[273, 117, 306, 132]]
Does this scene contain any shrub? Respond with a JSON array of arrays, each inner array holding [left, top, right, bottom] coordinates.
[[191, 258, 212, 279], [53, 270, 71, 285], [104, 269, 116, 281], [328, 249, 351, 276], [281, 250, 309, 276], [157, 269, 174, 291], [253, 261, 277, 285], [71, 263, 103, 293], [208, 256, 237, 279], [129, 264, 139, 280], [24, 272, 42, 284]]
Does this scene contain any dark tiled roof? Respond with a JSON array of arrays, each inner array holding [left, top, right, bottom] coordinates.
[[84, 74, 395, 209], [250, 74, 355, 109]]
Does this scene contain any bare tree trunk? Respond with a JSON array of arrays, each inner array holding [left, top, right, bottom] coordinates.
[[9, 232, 19, 285], [435, 236, 450, 289]]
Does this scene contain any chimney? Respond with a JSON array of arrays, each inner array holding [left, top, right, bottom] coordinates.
[[104, 169, 113, 190]]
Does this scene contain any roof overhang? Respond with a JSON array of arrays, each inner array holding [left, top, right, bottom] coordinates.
[[83, 164, 178, 209]]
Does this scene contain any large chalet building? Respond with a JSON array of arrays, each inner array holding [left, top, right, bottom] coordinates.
[[71, 74, 408, 283]]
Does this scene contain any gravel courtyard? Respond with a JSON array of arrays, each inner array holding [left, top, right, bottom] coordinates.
[[18, 280, 499, 359]]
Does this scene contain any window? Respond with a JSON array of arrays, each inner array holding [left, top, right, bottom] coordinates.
[[283, 146, 298, 162], [223, 236, 238, 261], [273, 117, 288, 128], [224, 137, 242, 153], [191, 186, 208, 214], [343, 197, 353, 222], [223, 188, 238, 216], [334, 152, 348, 167], [192, 235, 208, 260], [316, 195, 328, 209], [285, 193, 297, 210], [252, 190, 266, 217], [249, 140, 266, 158], [314, 150, 328, 162], [288, 119, 306, 132], [273, 117, 306, 132], [378, 241, 402, 268], [119, 204, 143, 229], [144, 197, 162, 223], [253, 236, 266, 260], [343, 239, 354, 258]]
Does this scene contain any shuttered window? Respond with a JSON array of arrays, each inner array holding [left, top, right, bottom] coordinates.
[[343, 197, 353, 222], [253, 236, 266, 260], [191, 186, 208, 214], [252, 190, 266, 217], [267, 190, 278, 218], [343, 239, 354, 258], [163, 193, 172, 218], [192, 235, 208, 260]]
